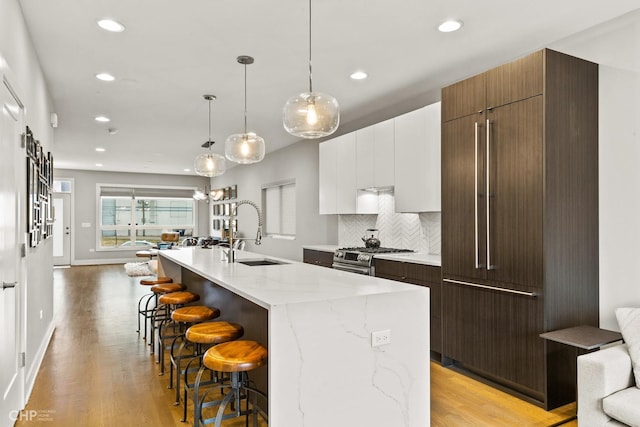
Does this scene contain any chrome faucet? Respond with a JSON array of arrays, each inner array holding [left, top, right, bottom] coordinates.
[[226, 199, 263, 262]]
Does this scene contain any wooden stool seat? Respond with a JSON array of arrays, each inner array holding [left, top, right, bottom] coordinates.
[[151, 283, 185, 294], [140, 276, 172, 286], [186, 321, 244, 345], [136, 249, 158, 258], [171, 306, 220, 323], [159, 291, 200, 306], [203, 340, 267, 373]]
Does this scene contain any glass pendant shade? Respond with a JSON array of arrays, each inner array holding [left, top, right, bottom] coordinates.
[[225, 132, 265, 164], [194, 151, 226, 177], [283, 91, 340, 139], [226, 55, 265, 165]]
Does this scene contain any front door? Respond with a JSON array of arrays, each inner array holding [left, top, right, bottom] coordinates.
[[0, 79, 24, 426], [53, 193, 71, 265]]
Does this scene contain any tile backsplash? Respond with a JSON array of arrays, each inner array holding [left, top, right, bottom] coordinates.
[[338, 191, 441, 254]]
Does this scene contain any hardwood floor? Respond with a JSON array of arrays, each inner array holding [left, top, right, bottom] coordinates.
[[17, 265, 578, 426]]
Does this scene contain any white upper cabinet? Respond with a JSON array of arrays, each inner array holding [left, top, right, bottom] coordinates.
[[335, 133, 357, 214], [356, 119, 395, 189], [394, 102, 441, 213], [319, 133, 360, 214], [318, 137, 338, 215]]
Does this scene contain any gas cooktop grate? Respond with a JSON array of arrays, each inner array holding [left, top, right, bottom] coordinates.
[[337, 247, 414, 254]]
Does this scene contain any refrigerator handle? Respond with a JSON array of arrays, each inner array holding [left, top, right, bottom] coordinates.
[[486, 118, 494, 270]]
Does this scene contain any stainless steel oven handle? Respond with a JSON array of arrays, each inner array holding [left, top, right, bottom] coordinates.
[[444, 279, 537, 297], [332, 263, 372, 275]]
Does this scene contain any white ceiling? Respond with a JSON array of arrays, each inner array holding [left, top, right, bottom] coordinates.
[[18, 0, 640, 176]]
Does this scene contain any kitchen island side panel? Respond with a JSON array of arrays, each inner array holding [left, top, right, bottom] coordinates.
[[269, 288, 430, 427]]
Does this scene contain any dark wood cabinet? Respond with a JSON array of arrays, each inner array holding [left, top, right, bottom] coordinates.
[[302, 249, 334, 268], [374, 259, 442, 354], [441, 49, 599, 409]]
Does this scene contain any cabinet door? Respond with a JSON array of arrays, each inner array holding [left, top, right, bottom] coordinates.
[[303, 249, 334, 268], [442, 281, 544, 400], [486, 50, 543, 109], [441, 73, 485, 122], [335, 133, 357, 214], [394, 104, 441, 213], [356, 126, 375, 189], [373, 119, 395, 188], [486, 96, 543, 289], [441, 112, 487, 282], [318, 139, 337, 214]]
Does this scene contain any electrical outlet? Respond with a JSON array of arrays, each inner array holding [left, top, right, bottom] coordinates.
[[371, 329, 391, 347]]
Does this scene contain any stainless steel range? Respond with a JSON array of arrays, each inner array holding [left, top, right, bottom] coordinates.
[[332, 247, 413, 275]]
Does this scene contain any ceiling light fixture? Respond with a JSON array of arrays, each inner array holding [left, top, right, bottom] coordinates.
[[282, 0, 340, 139], [97, 19, 125, 33], [225, 56, 265, 164], [438, 20, 463, 33], [95, 147, 106, 152], [94, 116, 110, 122], [96, 73, 115, 82], [95, 163, 103, 167], [350, 70, 368, 80], [194, 95, 226, 177]]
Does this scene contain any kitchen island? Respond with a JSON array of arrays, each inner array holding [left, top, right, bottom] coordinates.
[[158, 246, 430, 427]]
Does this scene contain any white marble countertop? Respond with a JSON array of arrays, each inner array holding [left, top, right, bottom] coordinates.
[[302, 244, 340, 252], [159, 246, 421, 310], [302, 244, 441, 267], [374, 252, 442, 267]]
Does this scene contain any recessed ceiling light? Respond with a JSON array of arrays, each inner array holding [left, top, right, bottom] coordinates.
[[95, 163, 103, 167], [438, 20, 463, 33], [95, 147, 106, 152], [184, 168, 191, 172], [96, 73, 115, 82], [95, 116, 110, 123], [97, 19, 125, 33], [350, 71, 368, 80]]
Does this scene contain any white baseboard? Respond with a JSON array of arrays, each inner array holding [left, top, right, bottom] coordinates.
[[24, 320, 55, 402]]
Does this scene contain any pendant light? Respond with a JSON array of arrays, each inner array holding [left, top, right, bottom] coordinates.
[[194, 95, 226, 177], [225, 56, 265, 164], [282, 0, 339, 139]]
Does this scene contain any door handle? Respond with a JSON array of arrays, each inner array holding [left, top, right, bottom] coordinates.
[[474, 121, 481, 269], [486, 118, 494, 271], [2, 282, 17, 290]]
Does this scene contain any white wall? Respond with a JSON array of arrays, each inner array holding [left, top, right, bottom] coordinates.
[[1, 0, 56, 403], [54, 169, 210, 264], [210, 139, 338, 262], [550, 9, 640, 329]]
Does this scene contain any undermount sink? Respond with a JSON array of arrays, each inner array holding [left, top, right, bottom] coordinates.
[[238, 259, 288, 266]]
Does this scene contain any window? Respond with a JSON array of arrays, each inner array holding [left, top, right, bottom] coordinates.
[[98, 185, 196, 249], [53, 179, 72, 193], [262, 180, 296, 238]]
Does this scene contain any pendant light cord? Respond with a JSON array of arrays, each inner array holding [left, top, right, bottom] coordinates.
[[308, 0, 313, 93], [244, 62, 248, 133], [208, 97, 212, 150]]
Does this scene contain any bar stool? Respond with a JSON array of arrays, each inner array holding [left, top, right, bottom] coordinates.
[[156, 291, 200, 369], [148, 283, 187, 354], [194, 340, 268, 427], [177, 321, 244, 422], [137, 276, 173, 340], [168, 306, 221, 397]]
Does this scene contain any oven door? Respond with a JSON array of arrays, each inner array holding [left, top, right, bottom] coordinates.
[[332, 262, 372, 275]]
